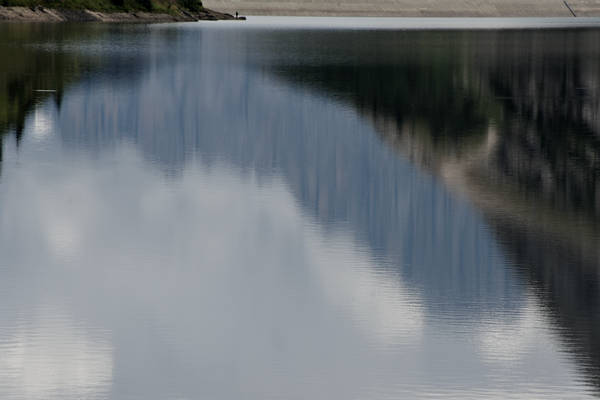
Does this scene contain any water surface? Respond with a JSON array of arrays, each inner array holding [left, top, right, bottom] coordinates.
[[0, 19, 599, 399]]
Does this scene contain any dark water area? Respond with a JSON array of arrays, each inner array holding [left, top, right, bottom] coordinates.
[[0, 19, 599, 399]]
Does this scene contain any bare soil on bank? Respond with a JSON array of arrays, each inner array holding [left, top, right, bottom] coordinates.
[[0, 5, 237, 22], [201, 0, 600, 17]]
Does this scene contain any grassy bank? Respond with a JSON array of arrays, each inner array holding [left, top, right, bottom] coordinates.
[[0, 0, 204, 14]]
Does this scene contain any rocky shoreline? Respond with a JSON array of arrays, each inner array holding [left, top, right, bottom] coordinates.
[[0, 5, 239, 22]]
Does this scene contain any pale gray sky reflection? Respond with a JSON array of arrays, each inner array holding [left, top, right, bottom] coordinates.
[[0, 23, 597, 399], [0, 93, 589, 400]]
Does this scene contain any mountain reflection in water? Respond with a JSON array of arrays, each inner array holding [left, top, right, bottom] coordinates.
[[269, 28, 600, 391], [0, 21, 599, 399]]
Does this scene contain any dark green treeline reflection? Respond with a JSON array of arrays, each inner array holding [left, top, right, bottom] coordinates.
[[0, 24, 71, 148], [0, 23, 161, 144]]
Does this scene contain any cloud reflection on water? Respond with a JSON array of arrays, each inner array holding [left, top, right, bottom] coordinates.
[[0, 22, 598, 399]]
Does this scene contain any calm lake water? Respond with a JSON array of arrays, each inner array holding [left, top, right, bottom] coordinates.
[[0, 17, 600, 399]]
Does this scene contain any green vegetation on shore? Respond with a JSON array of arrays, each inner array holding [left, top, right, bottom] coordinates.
[[0, 0, 203, 14]]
